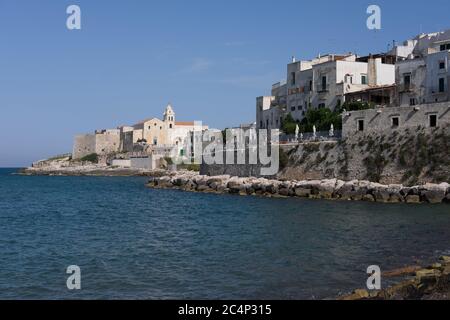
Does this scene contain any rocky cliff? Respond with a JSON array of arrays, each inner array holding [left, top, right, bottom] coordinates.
[[280, 123, 450, 186]]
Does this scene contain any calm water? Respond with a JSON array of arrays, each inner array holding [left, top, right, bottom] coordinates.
[[0, 168, 449, 299]]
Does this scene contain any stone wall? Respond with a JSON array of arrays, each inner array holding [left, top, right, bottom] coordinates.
[[111, 159, 131, 167], [343, 102, 450, 138], [130, 156, 159, 170], [72, 133, 120, 160], [73, 134, 96, 159], [199, 149, 277, 178], [95, 133, 120, 155]]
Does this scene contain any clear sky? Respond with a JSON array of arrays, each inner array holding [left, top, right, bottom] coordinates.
[[1, 0, 449, 167]]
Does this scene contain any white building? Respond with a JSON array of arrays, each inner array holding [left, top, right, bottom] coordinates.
[[73, 104, 209, 159], [394, 30, 450, 106], [257, 53, 395, 129]]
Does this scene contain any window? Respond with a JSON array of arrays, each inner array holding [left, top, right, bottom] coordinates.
[[309, 80, 313, 91], [439, 61, 446, 69], [318, 103, 325, 109], [429, 114, 437, 128], [440, 43, 450, 51], [404, 74, 411, 87], [298, 105, 302, 110], [439, 78, 445, 92], [361, 74, 367, 85], [391, 117, 399, 127], [321, 76, 327, 91], [410, 98, 416, 106], [291, 72, 296, 85], [357, 119, 364, 131], [346, 75, 353, 84], [169, 124, 173, 129], [260, 121, 263, 128], [153, 138, 158, 145], [291, 106, 296, 111]]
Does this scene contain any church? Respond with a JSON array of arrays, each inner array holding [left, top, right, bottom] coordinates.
[[73, 104, 209, 159]]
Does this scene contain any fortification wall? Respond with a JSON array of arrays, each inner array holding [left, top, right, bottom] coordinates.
[[95, 134, 120, 155], [343, 102, 450, 138], [73, 133, 120, 160], [73, 134, 96, 159]]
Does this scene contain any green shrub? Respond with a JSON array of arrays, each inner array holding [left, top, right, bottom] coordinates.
[[178, 163, 200, 172], [80, 153, 98, 163], [164, 157, 174, 165], [279, 148, 289, 170]]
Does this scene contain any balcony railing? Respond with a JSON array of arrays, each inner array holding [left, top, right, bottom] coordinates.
[[429, 87, 447, 94], [316, 84, 330, 92], [398, 84, 415, 92]]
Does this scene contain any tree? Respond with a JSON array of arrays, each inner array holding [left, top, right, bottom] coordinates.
[[337, 101, 373, 113], [281, 114, 297, 134], [299, 108, 342, 133]]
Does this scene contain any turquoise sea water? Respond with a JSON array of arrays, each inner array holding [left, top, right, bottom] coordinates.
[[0, 168, 449, 299]]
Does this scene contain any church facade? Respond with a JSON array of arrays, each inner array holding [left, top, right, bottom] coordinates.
[[73, 104, 208, 159]]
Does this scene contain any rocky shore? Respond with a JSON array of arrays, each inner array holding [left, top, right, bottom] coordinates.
[[339, 256, 450, 300], [146, 172, 450, 204], [19, 164, 168, 177]]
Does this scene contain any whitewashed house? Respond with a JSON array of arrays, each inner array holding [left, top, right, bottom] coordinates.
[[256, 53, 396, 129]]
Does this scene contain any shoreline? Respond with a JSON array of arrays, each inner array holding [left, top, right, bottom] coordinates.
[[19, 166, 450, 204], [146, 171, 450, 204], [17, 166, 171, 177], [339, 256, 450, 300]]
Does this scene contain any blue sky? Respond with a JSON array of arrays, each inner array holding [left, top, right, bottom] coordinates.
[[1, 0, 449, 166]]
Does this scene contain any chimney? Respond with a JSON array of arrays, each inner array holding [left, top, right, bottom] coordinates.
[[368, 57, 379, 86]]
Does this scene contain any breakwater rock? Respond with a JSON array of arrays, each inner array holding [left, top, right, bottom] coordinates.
[[147, 172, 450, 204]]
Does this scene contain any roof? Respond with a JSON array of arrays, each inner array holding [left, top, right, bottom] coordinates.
[[175, 121, 195, 126], [346, 84, 396, 94], [133, 117, 162, 127]]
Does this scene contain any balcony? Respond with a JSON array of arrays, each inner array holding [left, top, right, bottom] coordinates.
[[398, 84, 415, 93], [316, 84, 330, 93], [430, 87, 447, 95]]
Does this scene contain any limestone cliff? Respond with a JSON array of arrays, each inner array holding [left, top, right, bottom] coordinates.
[[279, 123, 450, 186]]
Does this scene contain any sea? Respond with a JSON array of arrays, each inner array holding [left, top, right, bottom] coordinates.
[[0, 168, 449, 299]]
